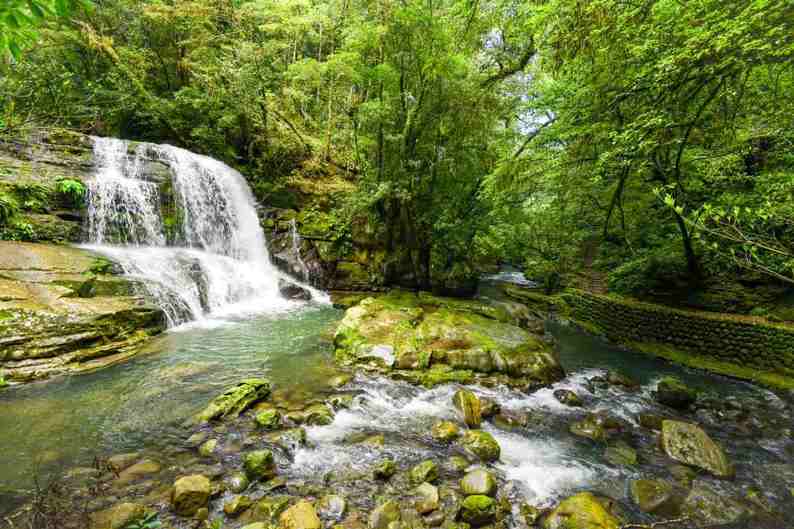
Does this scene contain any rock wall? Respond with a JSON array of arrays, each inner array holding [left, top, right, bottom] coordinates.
[[563, 290, 794, 388]]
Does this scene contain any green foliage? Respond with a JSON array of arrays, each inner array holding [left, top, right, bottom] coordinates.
[[608, 249, 687, 297], [0, 0, 91, 59], [56, 178, 86, 208], [0, 193, 19, 226], [0, 219, 35, 241], [124, 512, 161, 529], [0, 375, 7, 388]]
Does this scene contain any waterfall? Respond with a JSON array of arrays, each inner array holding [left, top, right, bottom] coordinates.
[[83, 137, 317, 326], [289, 218, 311, 282]]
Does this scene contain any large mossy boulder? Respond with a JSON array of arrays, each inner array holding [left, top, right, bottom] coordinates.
[[654, 377, 697, 409], [197, 378, 271, 422], [333, 291, 563, 386], [660, 420, 734, 478], [243, 449, 277, 481], [458, 495, 496, 526], [542, 492, 620, 529], [460, 431, 501, 462], [453, 389, 482, 428], [172, 475, 211, 516], [89, 502, 146, 529], [0, 242, 166, 383]]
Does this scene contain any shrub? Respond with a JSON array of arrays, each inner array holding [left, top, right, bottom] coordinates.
[[56, 179, 86, 208], [608, 249, 687, 296]]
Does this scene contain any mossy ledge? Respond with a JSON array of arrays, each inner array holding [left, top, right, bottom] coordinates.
[[559, 289, 794, 390]]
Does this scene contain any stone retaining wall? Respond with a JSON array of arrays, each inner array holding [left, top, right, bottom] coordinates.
[[562, 290, 794, 387]]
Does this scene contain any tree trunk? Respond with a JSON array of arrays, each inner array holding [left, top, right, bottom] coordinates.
[[673, 211, 701, 281]]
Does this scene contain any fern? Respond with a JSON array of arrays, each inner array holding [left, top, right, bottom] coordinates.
[[56, 178, 86, 208], [0, 193, 19, 226]]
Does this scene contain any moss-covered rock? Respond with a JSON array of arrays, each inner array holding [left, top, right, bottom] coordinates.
[[256, 409, 281, 429], [410, 460, 439, 484], [197, 378, 271, 422], [660, 420, 734, 478], [373, 459, 397, 480], [654, 377, 697, 409], [460, 469, 497, 497], [542, 492, 620, 529], [629, 479, 678, 515], [243, 449, 276, 481], [460, 431, 500, 462], [453, 389, 482, 428], [431, 421, 460, 443], [171, 474, 211, 516], [89, 502, 146, 529], [333, 291, 563, 387], [369, 500, 401, 529], [416, 482, 440, 514], [458, 495, 496, 526], [280, 500, 322, 529]]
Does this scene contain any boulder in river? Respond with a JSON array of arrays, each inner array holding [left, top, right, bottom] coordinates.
[[279, 279, 312, 301], [553, 389, 583, 407], [410, 460, 439, 484], [461, 469, 497, 496], [333, 291, 564, 387], [280, 500, 322, 529], [373, 459, 397, 480], [416, 482, 440, 513], [542, 492, 620, 529], [458, 495, 496, 526], [460, 431, 501, 462], [681, 480, 753, 526], [431, 421, 460, 443], [171, 474, 211, 516], [243, 449, 277, 481], [89, 502, 146, 529], [453, 389, 482, 428], [197, 378, 271, 422], [629, 479, 678, 515], [369, 500, 401, 529], [660, 420, 734, 478], [653, 377, 697, 410]]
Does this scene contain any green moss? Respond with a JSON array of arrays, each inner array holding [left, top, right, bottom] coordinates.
[[0, 376, 7, 388], [627, 340, 794, 390], [88, 257, 115, 275]]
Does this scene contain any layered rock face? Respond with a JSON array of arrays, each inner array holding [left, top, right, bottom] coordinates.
[[0, 242, 166, 382], [333, 290, 564, 388]]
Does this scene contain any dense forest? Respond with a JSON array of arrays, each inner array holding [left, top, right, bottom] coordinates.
[[2, 0, 793, 309]]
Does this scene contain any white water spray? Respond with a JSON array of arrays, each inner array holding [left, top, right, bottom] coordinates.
[[84, 137, 320, 326], [289, 218, 311, 282]]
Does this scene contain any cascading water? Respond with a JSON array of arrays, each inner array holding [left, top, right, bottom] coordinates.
[[289, 218, 311, 282], [83, 137, 316, 326]]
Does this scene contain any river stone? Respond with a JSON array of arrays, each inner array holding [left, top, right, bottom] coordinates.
[[280, 500, 322, 529], [542, 492, 620, 529], [89, 502, 146, 529], [318, 494, 347, 520], [360, 433, 385, 447], [553, 389, 583, 407], [660, 420, 734, 478], [520, 503, 541, 525], [243, 449, 276, 481], [197, 378, 271, 422], [198, 438, 218, 457], [268, 427, 308, 451], [461, 469, 497, 496], [431, 421, 460, 442], [681, 481, 752, 526], [249, 495, 291, 523], [638, 413, 665, 431], [569, 416, 607, 443], [172, 474, 211, 516], [629, 479, 676, 514], [328, 374, 353, 388], [327, 393, 355, 410], [241, 524, 268, 529], [654, 377, 697, 410], [369, 500, 401, 529], [256, 409, 281, 429], [416, 482, 440, 514], [424, 510, 446, 527], [479, 397, 500, 418], [603, 441, 637, 466], [447, 455, 470, 473], [453, 389, 482, 428], [460, 431, 500, 462], [186, 431, 209, 447], [115, 459, 161, 484], [458, 495, 496, 526], [374, 459, 397, 480], [107, 452, 141, 473], [224, 495, 254, 517], [606, 371, 639, 389], [226, 471, 250, 493], [410, 460, 439, 484], [304, 403, 335, 425]]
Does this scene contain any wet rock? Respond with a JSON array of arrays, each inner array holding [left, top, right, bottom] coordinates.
[[668, 464, 697, 488], [520, 503, 541, 526], [248, 496, 291, 524], [186, 431, 209, 447], [553, 389, 583, 407], [279, 279, 312, 301], [328, 374, 353, 388], [374, 459, 397, 480], [241, 524, 268, 529], [653, 377, 697, 410], [453, 389, 482, 428], [637, 413, 665, 431], [226, 471, 250, 493], [416, 482, 440, 514], [660, 420, 734, 478], [424, 511, 446, 527], [630, 479, 677, 515], [89, 502, 146, 529], [461, 469, 497, 497], [360, 433, 385, 448], [603, 441, 637, 466], [432, 421, 460, 443], [328, 393, 355, 410], [458, 495, 496, 526], [115, 459, 161, 484], [268, 427, 308, 451], [281, 500, 322, 529], [304, 403, 335, 425], [541, 492, 620, 529], [107, 453, 141, 473], [224, 495, 254, 517], [243, 449, 276, 481], [197, 378, 271, 422], [171, 474, 211, 517], [318, 494, 347, 520], [369, 500, 401, 529], [460, 431, 501, 462], [410, 460, 439, 484], [479, 397, 500, 418], [606, 371, 639, 389], [256, 409, 281, 429], [447, 456, 470, 473], [569, 416, 607, 443], [198, 439, 217, 457], [681, 481, 753, 526], [493, 411, 529, 430]]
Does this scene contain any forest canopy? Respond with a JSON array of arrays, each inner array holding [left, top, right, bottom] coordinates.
[[1, 0, 793, 306]]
